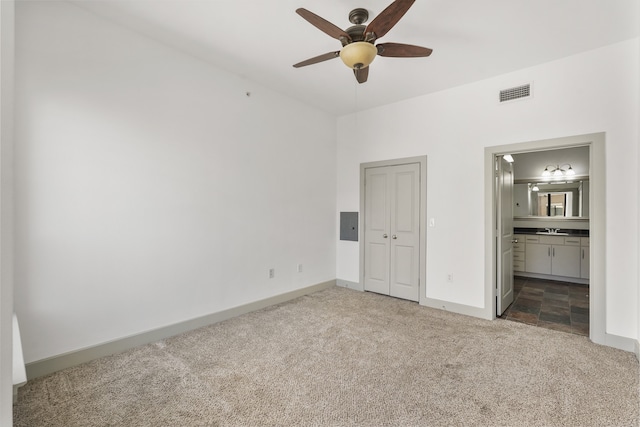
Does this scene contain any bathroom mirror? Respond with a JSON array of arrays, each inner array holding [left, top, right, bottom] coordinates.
[[513, 180, 589, 218]]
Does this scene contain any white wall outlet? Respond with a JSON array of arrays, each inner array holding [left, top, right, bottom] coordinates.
[[447, 273, 453, 283], [269, 268, 275, 279], [297, 264, 303, 273]]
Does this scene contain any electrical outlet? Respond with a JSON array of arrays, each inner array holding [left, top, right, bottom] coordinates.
[[447, 273, 453, 283], [297, 264, 303, 273], [269, 268, 275, 279]]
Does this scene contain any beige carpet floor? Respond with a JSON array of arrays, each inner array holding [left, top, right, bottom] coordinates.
[[13, 286, 640, 426]]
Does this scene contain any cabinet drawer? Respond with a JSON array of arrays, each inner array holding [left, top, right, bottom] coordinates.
[[564, 237, 581, 246], [513, 242, 525, 252], [581, 237, 590, 246], [513, 252, 525, 261], [514, 260, 525, 272], [539, 235, 565, 245], [524, 236, 540, 243]]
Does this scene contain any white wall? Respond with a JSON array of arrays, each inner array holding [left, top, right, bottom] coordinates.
[[637, 10, 640, 359], [0, 0, 15, 422], [337, 38, 639, 340], [14, 1, 337, 363]]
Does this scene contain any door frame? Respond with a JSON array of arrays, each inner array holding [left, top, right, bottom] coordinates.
[[360, 156, 427, 303], [484, 133, 605, 345]]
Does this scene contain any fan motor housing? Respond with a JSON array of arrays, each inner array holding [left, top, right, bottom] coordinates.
[[346, 25, 366, 42]]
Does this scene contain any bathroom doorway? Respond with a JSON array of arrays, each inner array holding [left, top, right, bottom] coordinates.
[[485, 132, 605, 345], [502, 146, 590, 335]]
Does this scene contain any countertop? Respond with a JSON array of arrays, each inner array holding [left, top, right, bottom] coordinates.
[[514, 228, 589, 237]]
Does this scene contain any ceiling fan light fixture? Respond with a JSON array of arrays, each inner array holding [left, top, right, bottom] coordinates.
[[339, 42, 377, 69]]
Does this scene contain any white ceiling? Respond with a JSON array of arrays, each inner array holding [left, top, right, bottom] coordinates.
[[69, 0, 639, 116]]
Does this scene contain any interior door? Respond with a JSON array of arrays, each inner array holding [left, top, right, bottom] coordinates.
[[364, 163, 420, 302], [363, 168, 391, 295], [496, 156, 514, 315], [389, 164, 420, 301]]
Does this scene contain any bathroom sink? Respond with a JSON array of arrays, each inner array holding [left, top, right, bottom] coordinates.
[[536, 231, 569, 236]]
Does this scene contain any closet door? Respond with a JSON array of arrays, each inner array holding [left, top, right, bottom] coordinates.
[[389, 163, 420, 301], [364, 163, 420, 302], [363, 167, 391, 295]]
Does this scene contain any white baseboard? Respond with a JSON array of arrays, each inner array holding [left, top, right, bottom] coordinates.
[[635, 340, 639, 362], [420, 297, 491, 320], [336, 279, 363, 291], [515, 272, 589, 286], [25, 280, 336, 380], [603, 333, 637, 353]]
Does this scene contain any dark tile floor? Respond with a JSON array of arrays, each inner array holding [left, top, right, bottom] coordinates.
[[500, 277, 589, 336]]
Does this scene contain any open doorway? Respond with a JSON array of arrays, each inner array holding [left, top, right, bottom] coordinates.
[[485, 133, 605, 345], [502, 147, 590, 335]]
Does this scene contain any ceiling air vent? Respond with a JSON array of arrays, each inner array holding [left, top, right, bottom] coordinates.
[[499, 83, 531, 103]]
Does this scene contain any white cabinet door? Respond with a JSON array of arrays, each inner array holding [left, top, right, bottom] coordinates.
[[525, 243, 551, 274], [551, 245, 580, 278], [581, 246, 590, 279]]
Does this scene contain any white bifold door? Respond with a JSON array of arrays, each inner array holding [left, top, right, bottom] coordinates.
[[363, 163, 420, 302]]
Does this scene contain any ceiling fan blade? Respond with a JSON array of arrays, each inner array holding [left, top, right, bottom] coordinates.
[[354, 67, 369, 84], [293, 51, 341, 68], [365, 0, 415, 40], [377, 43, 432, 57], [296, 8, 352, 42]]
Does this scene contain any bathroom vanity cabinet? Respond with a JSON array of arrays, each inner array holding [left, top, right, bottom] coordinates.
[[514, 233, 589, 283], [580, 237, 590, 279]]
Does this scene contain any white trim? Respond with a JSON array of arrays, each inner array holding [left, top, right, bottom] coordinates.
[[515, 272, 589, 286], [336, 279, 363, 291], [420, 298, 491, 320], [635, 340, 639, 362], [25, 280, 336, 380], [603, 333, 637, 353], [485, 133, 606, 345], [359, 156, 427, 304]]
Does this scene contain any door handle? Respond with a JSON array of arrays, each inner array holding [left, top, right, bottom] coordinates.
[[511, 239, 518, 243], [392, 235, 397, 239], [553, 247, 555, 257], [548, 247, 550, 256], [383, 234, 388, 238]]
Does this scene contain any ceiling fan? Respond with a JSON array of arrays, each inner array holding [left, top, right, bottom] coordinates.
[[293, 0, 432, 83]]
